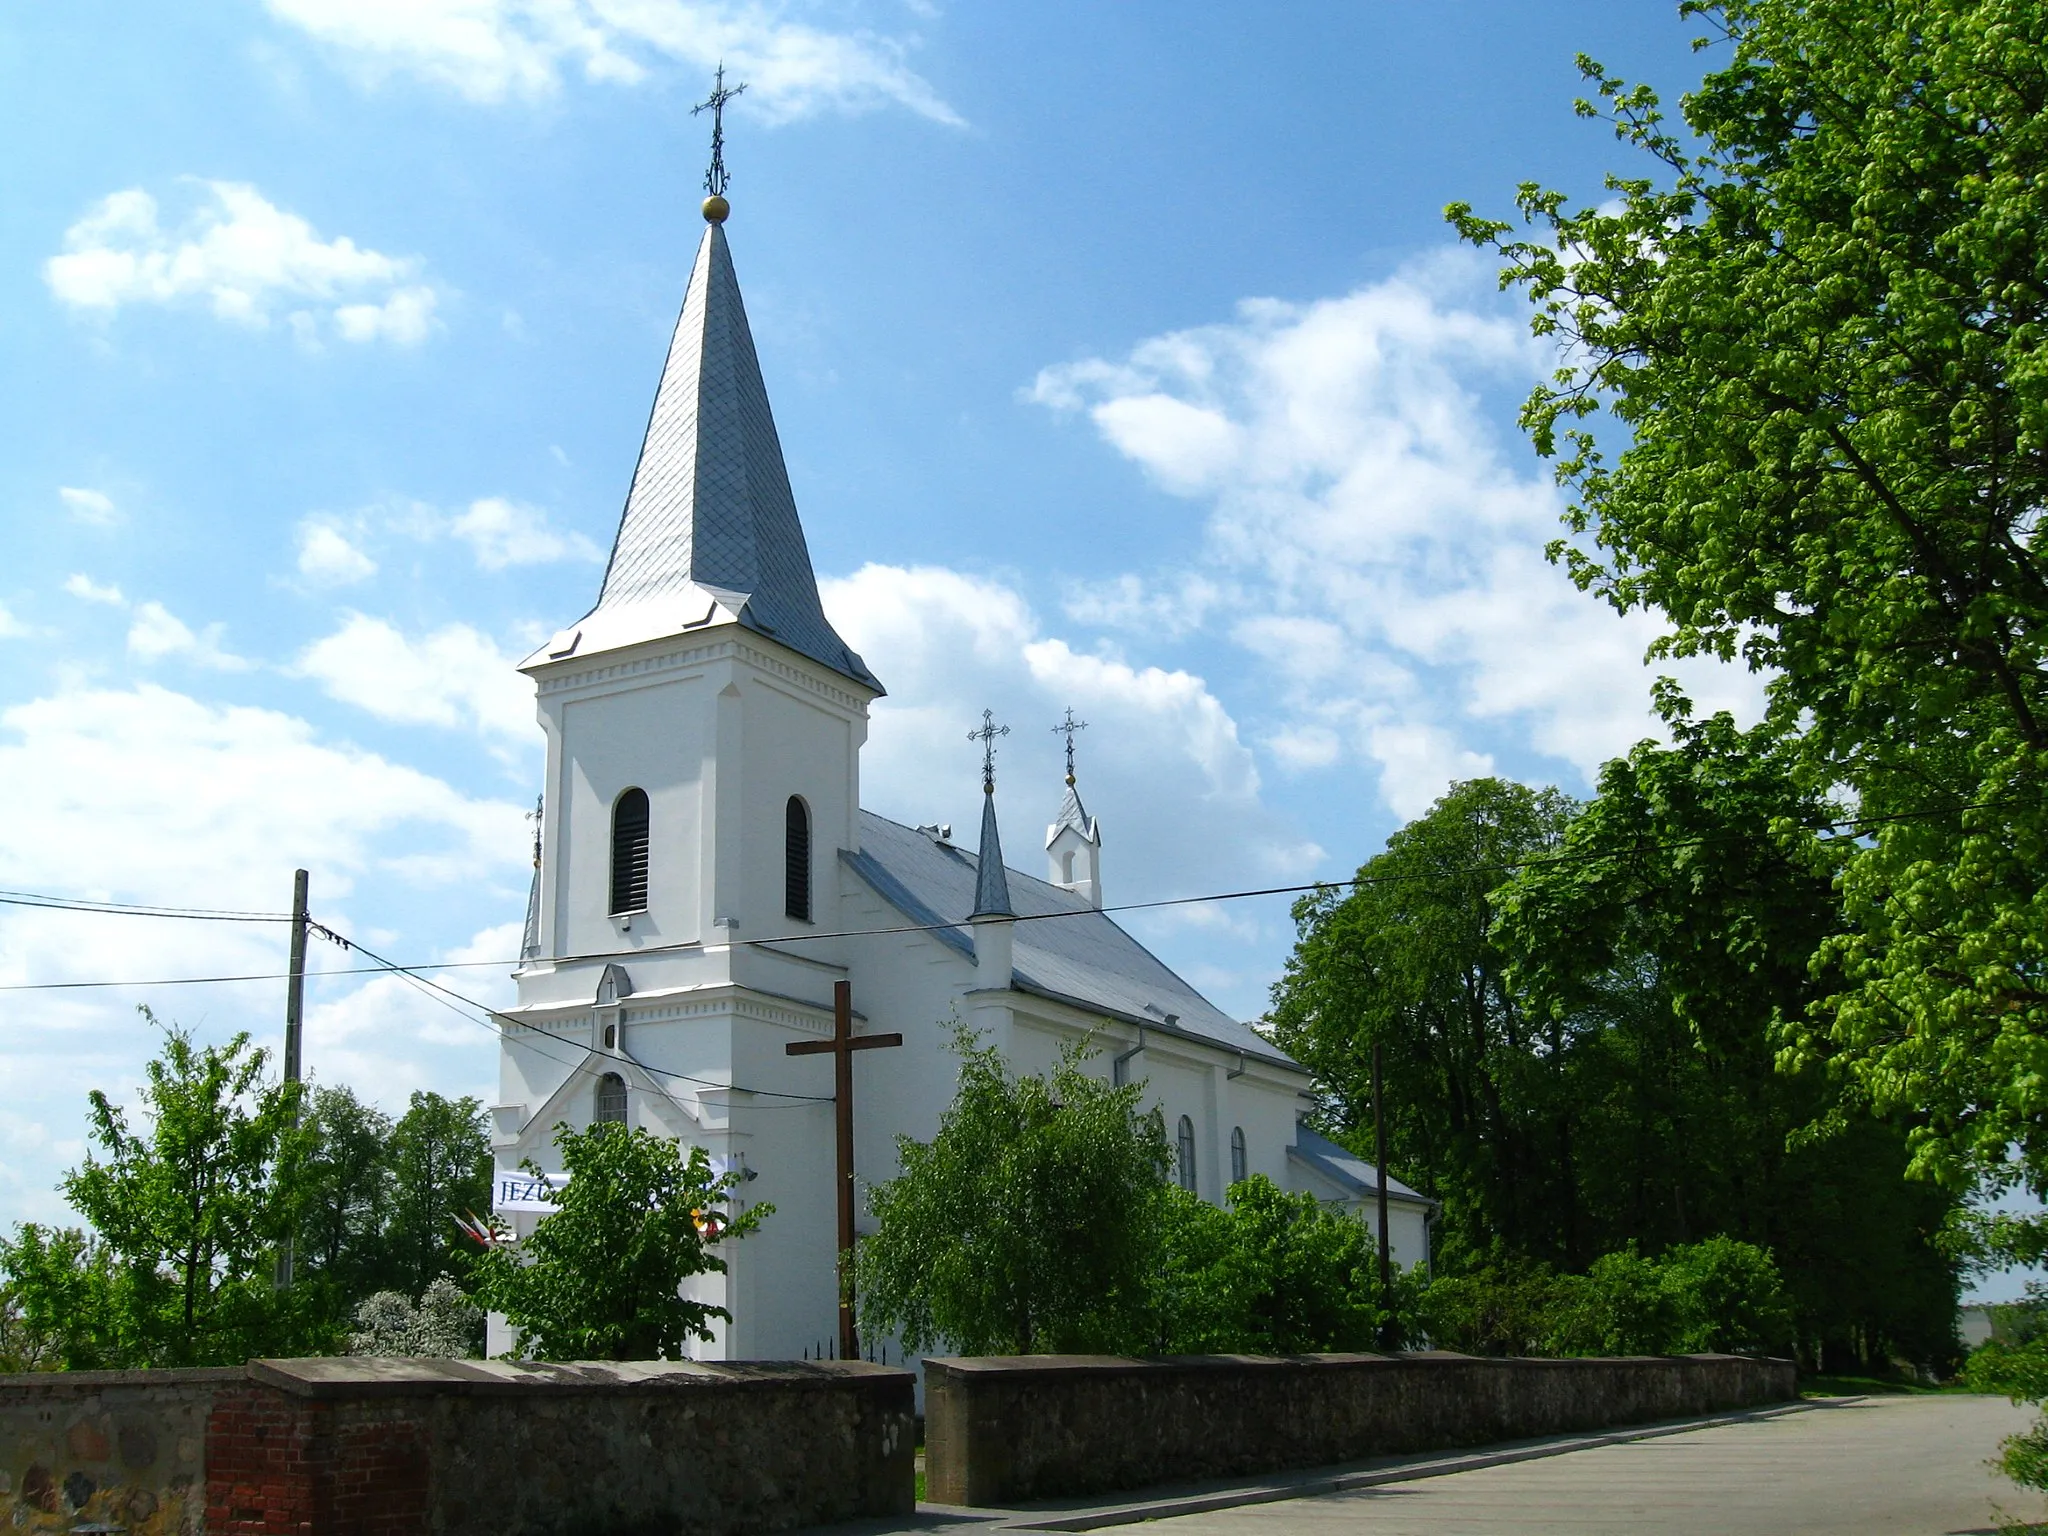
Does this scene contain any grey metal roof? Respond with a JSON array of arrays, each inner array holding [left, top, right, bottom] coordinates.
[[1289, 1126, 1435, 1207], [576, 220, 880, 691], [843, 810, 1300, 1070]]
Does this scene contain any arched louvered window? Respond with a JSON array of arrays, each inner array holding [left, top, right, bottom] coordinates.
[[610, 788, 649, 915], [784, 796, 811, 922], [1230, 1125, 1247, 1186], [595, 1071, 628, 1126], [1177, 1115, 1198, 1194]]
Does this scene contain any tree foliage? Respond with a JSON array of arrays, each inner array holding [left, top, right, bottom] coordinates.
[[473, 1121, 762, 1361], [1273, 761, 1960, 1369], [1268, 778, 1575, 1270], [858, 1027, 1169, 1356], [0, 1011, 317, 1366], [1153, 1178, 1390, 1355], [1447, 0, 2048, 1213]]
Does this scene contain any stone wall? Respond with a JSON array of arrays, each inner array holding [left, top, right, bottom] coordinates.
[[925, 1350, 1797, 1506], [1, 1356, 914, 1536]]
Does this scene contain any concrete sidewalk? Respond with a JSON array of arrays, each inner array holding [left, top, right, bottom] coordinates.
[[824, 1394, 2039, 1536]]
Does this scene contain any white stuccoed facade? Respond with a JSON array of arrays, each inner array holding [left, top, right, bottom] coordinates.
[[486, 207, 1432, 1362]]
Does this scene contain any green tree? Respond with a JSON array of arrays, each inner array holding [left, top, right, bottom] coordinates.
[[858, 1027, 1169, 1355], [384, 1091, 492, 1296], [296, 1084, 395, 1301], [1496, 706, 1960, 1366], [1447, 0, 2048, 1218], [473, 1121, 763, 1360], [1154, 1177, 1383, 1354], [1267, 778, 1577, 1270], [0, 1011, 316, 1366]]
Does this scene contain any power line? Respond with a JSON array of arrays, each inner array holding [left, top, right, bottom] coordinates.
[[0, 790, 2019, 994], [310, 921, 833, 1109], [0, 889, 291, 922]]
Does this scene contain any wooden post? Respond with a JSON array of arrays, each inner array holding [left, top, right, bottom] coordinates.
[[786, 980, 901, 1359], [1373, 1039, 1393, 1348], [276, 868, 309, 1289]]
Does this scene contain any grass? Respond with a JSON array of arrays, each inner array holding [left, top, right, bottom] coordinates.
[[1800, 1371, 1979, 1398]]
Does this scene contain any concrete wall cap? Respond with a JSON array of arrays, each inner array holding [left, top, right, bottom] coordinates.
[[249, 1356, 911, 1398]]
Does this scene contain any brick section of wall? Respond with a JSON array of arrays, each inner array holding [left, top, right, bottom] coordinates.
[[924, 1350, 1800, 1506], [2, 1357, 912, 1536]]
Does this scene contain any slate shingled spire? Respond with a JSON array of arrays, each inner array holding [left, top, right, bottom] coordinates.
[[575, 218, 881, 691], [970, 789, 1013, 920]]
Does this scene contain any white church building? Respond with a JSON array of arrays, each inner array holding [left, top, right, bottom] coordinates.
[[487, 195, 1431, 1360]]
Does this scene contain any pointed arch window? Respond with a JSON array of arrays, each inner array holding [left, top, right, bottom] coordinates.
[[1230, 1126, 1247, 1186], [595, 1071, 628, 1126], [785, 796, 812, 922], [610, 788, 649, 915], [1176, 1115, 1198, 1194]]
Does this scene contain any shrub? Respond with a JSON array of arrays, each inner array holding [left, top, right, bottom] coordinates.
[[1658, 1236, 1795, 1356]]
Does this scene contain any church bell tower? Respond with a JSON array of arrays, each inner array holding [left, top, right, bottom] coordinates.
[[492, 138, 882, 1357]]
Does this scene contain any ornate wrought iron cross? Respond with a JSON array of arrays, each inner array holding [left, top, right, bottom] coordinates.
[[1052, 707, 1088, 786], [693, 63, 748, 198], [969, 709, 1009, 793], [525, 793, 543, 868]]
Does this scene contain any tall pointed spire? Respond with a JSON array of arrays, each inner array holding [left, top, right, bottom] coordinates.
[[968, 710, 1014, 920], [538, 177, 880, 691]]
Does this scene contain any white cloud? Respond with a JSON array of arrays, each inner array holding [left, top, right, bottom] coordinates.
[[64, 574, 126, 606], [0, 683, 525, 1221], [295, 613, 537, 742], [0, 603, 27, 640], [1032, 250, 1768, 815], [59, 486, 120, 526], [820, 563, 1320, 1004], [448, 497, 601, 570], [296, 519, 379, 586], [126, 601, 252, 671], [45, 181, 439, 346], [263, 0, 962, 123]]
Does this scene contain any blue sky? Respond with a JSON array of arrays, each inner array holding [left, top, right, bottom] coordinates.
[[4, 0, 1872, 1271]]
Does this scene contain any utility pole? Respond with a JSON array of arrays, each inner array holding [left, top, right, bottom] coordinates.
[[1373, 1039, 1394, 1350], [275, 868, 309, 1289]]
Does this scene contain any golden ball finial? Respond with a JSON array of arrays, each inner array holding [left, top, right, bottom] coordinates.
[[702, 194, 730, 223]]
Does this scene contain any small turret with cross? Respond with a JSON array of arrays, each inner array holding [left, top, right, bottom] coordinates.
[[1045, 705, 1103, 908]]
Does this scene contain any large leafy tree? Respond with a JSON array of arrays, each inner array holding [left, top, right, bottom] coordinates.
[[1447, 0, 2048, 1210], [1268, 777, 1576, 1269], [295, 1084, 395, 1301], [383, 1091, 493, 1296], [1498, 708, 1960, 1365], [473, 1122, 762, 1360], [858, 1028, 1169, 1356], [0, 1011, 317, 1366]]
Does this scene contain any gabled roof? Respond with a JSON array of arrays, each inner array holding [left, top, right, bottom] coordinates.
[[843, 810, 1299, 1070], [1288, 1126, 1435, 1208], [1046, 782, 1099, 847], [530, 220, 880, 692]]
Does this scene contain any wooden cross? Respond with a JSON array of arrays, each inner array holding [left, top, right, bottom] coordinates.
[[786, 980, 901, 1358]]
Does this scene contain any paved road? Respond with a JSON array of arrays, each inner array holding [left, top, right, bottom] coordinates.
[[1145, 1396, 2036, 1536]]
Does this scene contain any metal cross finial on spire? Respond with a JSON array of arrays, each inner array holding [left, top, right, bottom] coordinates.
[[1052, 707, 1089, 787], [693, 63, 748, 202], [968, 709, 1009, 794], [525, 794, 543, 869]]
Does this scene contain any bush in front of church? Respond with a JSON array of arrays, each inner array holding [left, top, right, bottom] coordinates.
[[473, 1121, 766, 1360], [857, 1026, 1170, 1357], [1151, 1176, 1399, 1354]]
